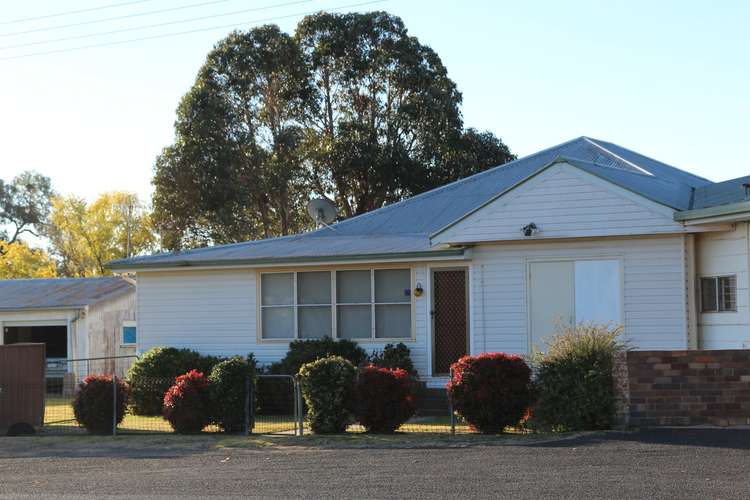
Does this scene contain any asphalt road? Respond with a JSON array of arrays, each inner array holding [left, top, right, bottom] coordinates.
[[0, 429, 749, 499]]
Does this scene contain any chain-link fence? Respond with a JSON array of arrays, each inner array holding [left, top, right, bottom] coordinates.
[[0, 354, 501, 437]]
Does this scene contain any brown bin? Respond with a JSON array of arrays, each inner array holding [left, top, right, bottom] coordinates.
[[0, 343, 46, 433]]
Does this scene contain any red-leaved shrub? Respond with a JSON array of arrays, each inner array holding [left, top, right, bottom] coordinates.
[[163, 370, 211, 434], [73, 374, 130, 434], [447, 353, 531, 433], [354, 366, 416, 433]]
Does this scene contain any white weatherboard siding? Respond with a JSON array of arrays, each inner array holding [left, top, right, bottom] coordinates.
[[696, 222, 750, 348], [469, 236, 689, 354], [433, 163, 685, 245], [137, 266, 432, 375]]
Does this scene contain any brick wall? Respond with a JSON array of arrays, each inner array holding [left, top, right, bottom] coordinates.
[[624, 350, 750, 427]]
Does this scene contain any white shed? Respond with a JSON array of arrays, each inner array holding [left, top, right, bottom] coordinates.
[[0, 277, 137, 382]]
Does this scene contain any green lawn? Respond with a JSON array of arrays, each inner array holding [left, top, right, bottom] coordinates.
[[43, 397, 484, 435]]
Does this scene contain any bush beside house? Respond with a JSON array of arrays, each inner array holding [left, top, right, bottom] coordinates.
[[163, 370, 212, 434], [73, 375, 130, 434], [299, 356, 357, 434], [354, 366, 416, 433], [531, 324, 625, 431], [447, 353, 532, 433], [368, 343, 416, 375], [209, 355, 257, 433], [128, 347, 221, 416]]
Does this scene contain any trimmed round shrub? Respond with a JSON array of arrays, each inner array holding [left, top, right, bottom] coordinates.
[[163, 370, 211, 434], [127, 347, 221, 415], [531, 324, 625, 432], [368, 343, 416, 375], [447, 352, 531, 433], [73, 375, 131, 435], [299, 356, 357, 434], [269, 337, 368, 376], [354, 366, 416, 433], [209, 355, 257, 433]]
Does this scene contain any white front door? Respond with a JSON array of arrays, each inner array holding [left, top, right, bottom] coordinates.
[[529, 259, 622, 353]]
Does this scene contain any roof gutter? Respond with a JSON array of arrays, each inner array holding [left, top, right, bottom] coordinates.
[[107, 248, 467, 272], [674, 201, 750, 224]]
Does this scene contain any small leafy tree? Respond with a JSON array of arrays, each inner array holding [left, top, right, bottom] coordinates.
[[354, 366, 416, 433], [0, 171, 54, 254]]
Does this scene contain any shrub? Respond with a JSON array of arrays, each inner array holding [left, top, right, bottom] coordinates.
[[531, 324, 625, 432], [269, 337, 368, 376], [368, 343, 416, 375], [163, 370, 212, 434], [447, 352, 531, 433], [73, 375, 130, 434], [209, 355, 257, 433], [354, 366, 416, 433], [299, 356, 357, 434], [127, 347, 221, 415]]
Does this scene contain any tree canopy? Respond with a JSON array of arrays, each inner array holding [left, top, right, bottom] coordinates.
[[45, 192, 156, 276], [0, 240, 57, 279], [153, 11, 515, 250], [0, 171, 54, 254]]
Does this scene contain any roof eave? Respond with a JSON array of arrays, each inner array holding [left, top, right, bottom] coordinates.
[[675, 200, 750, 223], [107, 248, 467, 272]]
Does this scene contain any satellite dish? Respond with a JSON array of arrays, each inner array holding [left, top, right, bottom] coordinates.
[[307, 198, 338, 227]]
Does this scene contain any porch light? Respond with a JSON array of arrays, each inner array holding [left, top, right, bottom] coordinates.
[[522, 223, 538, 237]]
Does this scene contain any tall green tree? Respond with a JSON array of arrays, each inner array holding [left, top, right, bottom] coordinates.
[[0, 171, 54, 254], [152, 12, 514, 249], [153, 25, 313, 249]]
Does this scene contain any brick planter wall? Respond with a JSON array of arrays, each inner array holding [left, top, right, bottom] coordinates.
[[624, 350, 750, 427]]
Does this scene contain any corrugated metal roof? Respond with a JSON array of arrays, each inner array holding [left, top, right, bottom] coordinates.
[[0, 277, 134, 311], [692, 175, 750, 209], [108, 136, 724, 270]]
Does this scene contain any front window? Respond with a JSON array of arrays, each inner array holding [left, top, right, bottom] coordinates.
[[260, 269, 412, 341], [122, 322, 137, 345]]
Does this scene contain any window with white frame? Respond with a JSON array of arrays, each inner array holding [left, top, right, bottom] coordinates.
[[260, 269, 412, 340], [701, 275, 737, 312], [121, 321, 137, 345]]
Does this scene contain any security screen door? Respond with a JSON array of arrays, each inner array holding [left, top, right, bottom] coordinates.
[[432, 268, 469, 375], [529, 259, 622, 353]]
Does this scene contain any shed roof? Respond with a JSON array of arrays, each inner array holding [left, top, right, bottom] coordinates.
[[108, 136, 729, 270], [0, 277, 134, 311]]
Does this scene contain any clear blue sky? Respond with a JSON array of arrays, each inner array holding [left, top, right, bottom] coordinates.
[[1, 0, 749, 205]]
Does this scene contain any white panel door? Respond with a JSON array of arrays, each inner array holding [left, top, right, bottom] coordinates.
[[574, 260, 622, 325], [529, 261, 574, 353]]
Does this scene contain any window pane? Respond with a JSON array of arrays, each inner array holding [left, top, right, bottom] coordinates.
[[262, 307, 294, 339], [701, 278, 718, 312], [337, 305, 371, 339], [719, 276, 737, 311], [262, 273, 293, 305], [374, 269, 411, 303], [122, 326, 137, 344], [337, 270, 371, 303], [298, 306, 332, 339], [375, 304, 411, 338], [298, 271, 331, 305]]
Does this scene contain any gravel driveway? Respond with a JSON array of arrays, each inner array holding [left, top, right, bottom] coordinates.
[[0, 429, 748, 499]]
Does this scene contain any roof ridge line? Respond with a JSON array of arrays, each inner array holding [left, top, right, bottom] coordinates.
[[582, 137, 653, 176]]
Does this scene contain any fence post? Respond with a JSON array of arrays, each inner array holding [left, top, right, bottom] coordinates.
[[244, 374, 253, 436], [112, 375, 117, 437], [294, 376, 304, 436], [448, 367, 456, 435]]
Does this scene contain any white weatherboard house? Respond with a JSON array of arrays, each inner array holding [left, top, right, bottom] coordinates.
[[110, 137, 750, 387]]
